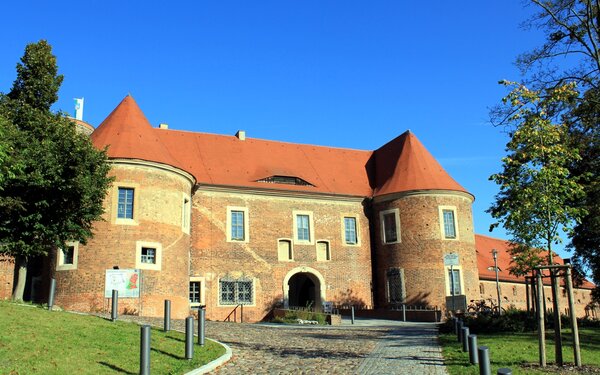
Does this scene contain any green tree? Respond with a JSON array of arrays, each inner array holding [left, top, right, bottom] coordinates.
[[498, 0, 600, 298], [488, 81, 586, 272], [0, 40, 112, 301]]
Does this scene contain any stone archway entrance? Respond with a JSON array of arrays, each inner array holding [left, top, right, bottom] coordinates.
[[283, 267, 326, 309]]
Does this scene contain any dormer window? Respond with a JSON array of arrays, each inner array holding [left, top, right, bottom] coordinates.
[[256, 175, 314, 187]]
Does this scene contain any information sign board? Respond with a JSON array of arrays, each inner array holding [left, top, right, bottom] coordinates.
[[104, 269, 140, 298]]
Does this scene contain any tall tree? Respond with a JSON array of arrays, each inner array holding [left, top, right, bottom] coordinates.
[[0, 40, 112, 301], [496, 0, 600, 298], [488, 81, 586, 271]]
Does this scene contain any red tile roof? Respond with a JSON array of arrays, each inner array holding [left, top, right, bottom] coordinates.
[[475, 234, 595, 289], [373, 131, 469, 197], [91, 96, 470, 197]]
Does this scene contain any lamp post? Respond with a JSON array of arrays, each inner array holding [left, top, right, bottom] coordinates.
[[492, 249, 502, 315]]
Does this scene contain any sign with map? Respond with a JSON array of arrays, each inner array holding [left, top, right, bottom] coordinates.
[[104, 269, 140, 298]]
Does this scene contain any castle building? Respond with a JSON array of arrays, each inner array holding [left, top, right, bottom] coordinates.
[[0, 95, 596, 321]]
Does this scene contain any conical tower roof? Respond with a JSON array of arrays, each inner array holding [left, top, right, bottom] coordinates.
[[91, 95, 183, 171], [373, 131, 470, 197]]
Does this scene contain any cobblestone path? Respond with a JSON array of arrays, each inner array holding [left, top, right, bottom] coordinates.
[[112, 315, 447, 374]]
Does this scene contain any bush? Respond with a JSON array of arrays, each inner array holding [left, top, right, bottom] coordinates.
[[271, 309, 327, 325]]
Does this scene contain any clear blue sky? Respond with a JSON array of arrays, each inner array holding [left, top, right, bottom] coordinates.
[[2, 2, 569, 257]]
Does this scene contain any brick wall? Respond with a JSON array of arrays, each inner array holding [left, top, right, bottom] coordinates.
[[190, 188, 373, 322], [53, 161, 194, 319], [0, 255, 14, 300], [372, 191, 479, 314], [478, 279, 598, 318]]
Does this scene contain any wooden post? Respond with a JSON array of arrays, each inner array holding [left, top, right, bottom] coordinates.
[[565, 267, 582, 367], [550, 270, 563, 366], [536, 270, 546, 367], [531, 274, 537, 316]]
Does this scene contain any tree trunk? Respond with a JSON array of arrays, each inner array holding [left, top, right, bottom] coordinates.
[[12, 255, 28, 301]]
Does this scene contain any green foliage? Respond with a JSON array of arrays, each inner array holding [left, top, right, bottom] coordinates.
[[488, 81, 586, 274], [0, 40, 112, 261], [272, 309, 328, 325]]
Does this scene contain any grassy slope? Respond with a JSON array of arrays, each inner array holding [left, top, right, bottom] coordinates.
[[441, 328, 600, 374], [0, 301, 225, 374]]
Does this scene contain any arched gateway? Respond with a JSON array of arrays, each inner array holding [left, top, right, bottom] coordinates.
[[282, 267, 326, 309]]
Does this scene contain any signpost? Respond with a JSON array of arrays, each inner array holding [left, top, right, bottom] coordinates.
[[444, 253, 459, 313]]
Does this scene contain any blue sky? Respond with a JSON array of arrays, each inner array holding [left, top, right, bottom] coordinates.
[[1, 2, 569, 257]]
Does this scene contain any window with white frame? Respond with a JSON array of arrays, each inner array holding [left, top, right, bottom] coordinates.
[[117, 187, 134, 219], [219, 278, 254, 305], [438, 206, 458, 240], [189, 277, 205, 306], [293, 211, 314, 244], [316, 240, 331, 261], [56, 242, 78, 271], [344, 217, 358, 245], [227, 207, 249, 242], [380, 209, 400, 244], [277, 239, 293, 261], [135, 241, 162, 270], [448, 268, 461, 295]]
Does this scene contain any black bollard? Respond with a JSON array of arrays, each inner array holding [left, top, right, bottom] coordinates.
[[453, 317, 459, 335], [457, 320, 463, 342], [351, 305, 355, 324], [461, 327, 470, 352], [111, 289, 118, 321], [185, 316, 194, 360], [140, 325, 151, 375], [468, 334, 478, 364], [164, 300, 171, 332], [198, 307, 206, 346], [497, 368, 512, 375], [478, 346, 491, 375], [48, 278, 56, 311]]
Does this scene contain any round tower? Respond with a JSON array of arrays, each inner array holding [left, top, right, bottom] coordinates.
[[372, 132, 478, 314], [52, 96, 195, 318]]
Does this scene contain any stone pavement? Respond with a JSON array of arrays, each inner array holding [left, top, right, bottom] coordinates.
[[115, 315, 448, 374]]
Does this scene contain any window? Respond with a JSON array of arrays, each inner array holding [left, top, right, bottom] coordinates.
[[278, 239, 293, 261], [56, 242, 78, 271], [141, 247, 156, 264], [316, 241, 330, 261], [135, 241, 162, 270], [231, 211, 245, 240], [344, 217, 358, 245], [227, 207, 249, 242], [190, 282, 201, 304], [387, 268, 405, 304], [219, 278, 254, 305], [380, 209, 400, 244], [448, 269, 461, 295], [443, 209, 456, 239], [62, 246, 74, 265], [189, 277, 205, 306], [297, 215, 310, 241], [117, 187, 134, 219]]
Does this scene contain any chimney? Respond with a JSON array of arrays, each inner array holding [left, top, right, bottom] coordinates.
[[235, 130, 246, 141], [158, 123, 169, 129]]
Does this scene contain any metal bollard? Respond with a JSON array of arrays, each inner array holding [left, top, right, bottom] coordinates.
[[478, 346, 491, 375], [48, 278, 56, 311], [185, 316, 194, 360], [461, 327, 470, 352], [198, 307, 206, 346], [457, 320, 463, 342], [111, 289, 118, 321], [351, 306, 355, 324], [164, 300, 171, 332], [140, 325, 151, 375], [468, 334, 478, 364], [402, 304, 406, 322], [453, 317, 459, 335], [497, 368, 512, 375]]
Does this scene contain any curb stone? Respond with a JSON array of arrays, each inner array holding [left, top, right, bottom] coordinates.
[[184, 338, 232, 375]]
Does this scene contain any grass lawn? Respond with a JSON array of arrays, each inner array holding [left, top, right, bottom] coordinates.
[[440, 327, 600, 374], [0, 301, 226, 374]]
